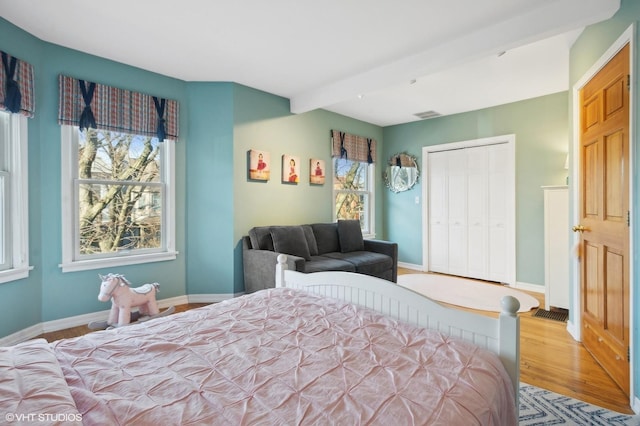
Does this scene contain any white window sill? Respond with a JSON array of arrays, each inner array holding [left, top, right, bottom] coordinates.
[[0, 266, 32, 284], [60, 251, 179, 273]]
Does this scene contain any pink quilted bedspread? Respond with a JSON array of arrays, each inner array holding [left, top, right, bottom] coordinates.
[[50, 288, 515, 425]]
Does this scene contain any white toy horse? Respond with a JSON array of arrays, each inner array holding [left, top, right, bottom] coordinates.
[[98, 273, 160, 328]]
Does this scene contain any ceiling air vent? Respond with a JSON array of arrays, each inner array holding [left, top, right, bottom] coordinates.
[[414, 110, 441, 120]]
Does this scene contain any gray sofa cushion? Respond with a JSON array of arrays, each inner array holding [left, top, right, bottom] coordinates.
[[311, 223, 340, 254], [338, 219, 364, 252], [248, 226, 274, 251], [270, 226, 311, 260], [301, 224, 319, 256], [302, 256, 356, 273], [324, 251, 393, 276]]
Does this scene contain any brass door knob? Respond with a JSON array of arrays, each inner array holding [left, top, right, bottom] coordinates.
[[572, 225, 586, 233]]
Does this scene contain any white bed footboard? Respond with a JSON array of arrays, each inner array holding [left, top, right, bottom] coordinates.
[[275, 254, 520, 408]]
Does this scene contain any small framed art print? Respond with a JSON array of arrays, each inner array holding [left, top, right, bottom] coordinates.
[[248, 149, 270, 181]]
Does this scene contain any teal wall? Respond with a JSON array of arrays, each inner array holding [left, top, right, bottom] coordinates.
[[0, 18, 189, 338], [568, 0, 640, 403], [232, 86, 384, 294], [185, 82, 235, 295], [232, 85, 384, 234], [0, 18, 385, 337], [0, 18, 43, 335], [383, 92, 569, 286], [37, 46, 189, 321]]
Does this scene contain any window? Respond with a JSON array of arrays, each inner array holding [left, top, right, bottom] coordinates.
[[61, 126, 176, 272], [333, 158, 375, 236], [0, 111, 29, 283]]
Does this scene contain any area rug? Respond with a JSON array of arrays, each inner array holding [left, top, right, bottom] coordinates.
[[397, 273, 539, 313], [520, 383, 640, 425]]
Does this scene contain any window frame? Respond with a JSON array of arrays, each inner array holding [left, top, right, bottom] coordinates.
[[60, 125, 177, 273], [0, 112, 30, 284], [332, 158, 376, 238]]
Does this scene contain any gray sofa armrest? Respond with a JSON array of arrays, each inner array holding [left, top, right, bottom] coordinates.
[[242, 236, 305, 293], [363, 239, 398, 282]]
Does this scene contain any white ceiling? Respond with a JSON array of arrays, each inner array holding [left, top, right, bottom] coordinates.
[[0, 0, 620, 126]]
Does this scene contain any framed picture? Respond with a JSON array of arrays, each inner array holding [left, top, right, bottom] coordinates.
[[282, 154, 300, 184], [248, 149, 270, 181], [310, 158, 325, 185]]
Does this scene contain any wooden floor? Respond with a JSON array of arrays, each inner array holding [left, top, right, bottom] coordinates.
[[518, 291, 633, 414], [34, 303, 209, 342], [35, 273, 634, 415]]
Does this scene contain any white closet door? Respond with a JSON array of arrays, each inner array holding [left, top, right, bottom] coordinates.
[[466, 146, 488, 280], [427, 141, 511, 283], [487, 144, 509, 282], [447, 150, 467, 276], [428, 151, 448, 273]]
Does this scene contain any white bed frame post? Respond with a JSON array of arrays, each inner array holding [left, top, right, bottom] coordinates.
[[499, 297, 520, 410], [275, 254, 288, 288]]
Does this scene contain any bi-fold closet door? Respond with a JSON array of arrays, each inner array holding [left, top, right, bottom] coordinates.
[[428, 143, 509, 283]]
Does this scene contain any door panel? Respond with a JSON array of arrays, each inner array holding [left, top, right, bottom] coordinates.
[[583, 97, 600, 130], [428, 152, 448, 273], [583, 140, 599, 218], [583, 242, 601, 320], [605, 248, 624, 342], [488, 145, 508, 282], [467, 147, 488, 279], [604, 79, 624, 118], [605, 130, 624, 221], [447, 150, 467, 275]]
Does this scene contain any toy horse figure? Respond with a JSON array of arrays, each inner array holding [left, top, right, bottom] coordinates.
[[98, 273, 161, 328]]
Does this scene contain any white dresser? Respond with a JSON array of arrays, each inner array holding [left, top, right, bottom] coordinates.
[[542, 186, 569, 310]]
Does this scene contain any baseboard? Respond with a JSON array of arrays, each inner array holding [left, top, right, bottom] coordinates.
[[513, 281, 544, 293], [42, 309, 112, 334], [633, 397, 640, 415], [0, 294, 233, 347], [566, 320, 580, 342], [397, 262, 423, 271], [0, 324, 43, 347], [188, 293, 242, 303], [41, 295, 190, 334]]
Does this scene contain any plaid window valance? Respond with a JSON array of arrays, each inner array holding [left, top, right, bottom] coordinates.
[[0, 51, 35, 117], [331, 130, 376, 164], [58, 75, 179, 141]]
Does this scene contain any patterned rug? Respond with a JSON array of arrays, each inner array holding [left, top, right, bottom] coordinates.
[[520, 383, 640, 425]]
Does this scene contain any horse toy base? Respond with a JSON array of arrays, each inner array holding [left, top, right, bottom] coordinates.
[[88, 305, 176, 330]]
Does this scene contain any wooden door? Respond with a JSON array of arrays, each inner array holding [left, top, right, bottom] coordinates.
[[578, 43, 630, 396]]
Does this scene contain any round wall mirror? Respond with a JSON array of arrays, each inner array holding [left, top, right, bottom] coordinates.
[[383, 153, 419, 193]]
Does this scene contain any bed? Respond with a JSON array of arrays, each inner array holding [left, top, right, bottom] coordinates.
[[0, 255, 520, 425]]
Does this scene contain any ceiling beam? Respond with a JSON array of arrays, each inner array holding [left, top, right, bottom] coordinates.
[[289, 0, 619, 114]]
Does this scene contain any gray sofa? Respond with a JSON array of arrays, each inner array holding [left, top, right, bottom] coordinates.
[[242, 220, 398, 293]]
